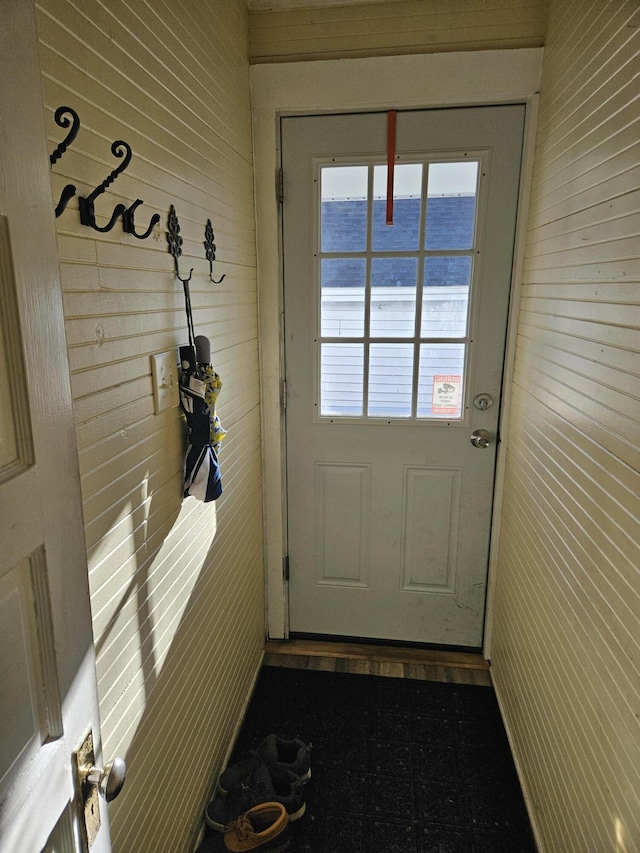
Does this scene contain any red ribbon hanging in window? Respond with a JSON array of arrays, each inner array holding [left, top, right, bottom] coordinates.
[[386, 110, 397, 226]]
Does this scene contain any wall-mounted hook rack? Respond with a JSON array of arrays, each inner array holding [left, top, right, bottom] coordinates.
[[123, 199, 161, 240], [49, 106, 79, 218], [48, 106, 227, 280], [204, 219, 225, 284], [78, 140, 130, 232]]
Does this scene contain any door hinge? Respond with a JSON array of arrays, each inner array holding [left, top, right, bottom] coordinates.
[[283, 554, 290, 581], [277, 168, 284, 205], [280, 378, 287, 412]]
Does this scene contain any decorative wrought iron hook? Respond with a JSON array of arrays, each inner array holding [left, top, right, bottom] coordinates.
[[50, 106, 80, 166], [122, 199, 161, 240], [53, 184, 78, 219], [167, 205, 193, 284], [167, 205, 196, 346], [49, 106, 79, 218], [204, 219, 225, 284], [78, 140, 131, 232]]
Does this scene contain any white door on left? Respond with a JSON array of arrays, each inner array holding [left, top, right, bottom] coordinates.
[[0, 3, 113, 852]]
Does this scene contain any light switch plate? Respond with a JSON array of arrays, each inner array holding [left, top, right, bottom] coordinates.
[[151, 351, 179, 414]]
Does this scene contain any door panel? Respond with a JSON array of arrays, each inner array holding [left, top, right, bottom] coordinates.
[[401, 466, 461, 592], [0, 3, 111, 851], [315, 462, 371, 586], [282, 106, 524, 646]]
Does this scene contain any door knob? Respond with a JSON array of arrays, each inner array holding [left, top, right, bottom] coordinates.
[[73, 730, 127, 850], [470, 429, 491, 448], [84, 756, 127, 802]]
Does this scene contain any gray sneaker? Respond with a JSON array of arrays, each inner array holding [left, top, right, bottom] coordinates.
[[206, 764, 305, 832], [217, 735, 311, 795]]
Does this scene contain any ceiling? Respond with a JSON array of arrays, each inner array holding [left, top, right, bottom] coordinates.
[[247, 0, 404, 9]]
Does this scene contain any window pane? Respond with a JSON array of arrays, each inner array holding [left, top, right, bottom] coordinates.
[[425, 162, 478, 250], [421, 256, 471, 338], [321, 166, 368, 252], [321, 343, 364, 416], [368, 343, 413, 417], [321, 259, 366, 337], [417, 344, 465, 418], [371, 258, 417, 338], [372, 164, 422, 251]]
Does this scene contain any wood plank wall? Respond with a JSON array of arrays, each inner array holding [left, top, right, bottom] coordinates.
[[248, 0, 546, 64], [491, 1, 640, 850], [36, 2, 265, 851]]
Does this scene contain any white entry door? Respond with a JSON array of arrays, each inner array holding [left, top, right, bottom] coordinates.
[[0, 3, 112, 852], [283, 106, 524, 647]]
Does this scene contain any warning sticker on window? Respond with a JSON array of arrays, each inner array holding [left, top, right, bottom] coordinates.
[[432, 375, 462, 415]]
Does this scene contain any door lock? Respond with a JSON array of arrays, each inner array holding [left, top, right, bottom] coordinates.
[[470, 429, 491, 448], [73, 730, 127, 851], [473, 393, 493, 411]]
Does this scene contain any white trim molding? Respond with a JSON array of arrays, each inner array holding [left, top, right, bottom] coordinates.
[[251, 49, 544, 639]]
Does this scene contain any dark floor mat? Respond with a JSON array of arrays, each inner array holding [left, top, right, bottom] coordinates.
[[199, 666, 537, 852]]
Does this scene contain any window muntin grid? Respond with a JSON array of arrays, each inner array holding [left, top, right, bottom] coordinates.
[[319, 159, 479, 420]]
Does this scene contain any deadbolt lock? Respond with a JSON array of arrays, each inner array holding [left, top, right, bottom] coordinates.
[[473, 393, 494, 411]]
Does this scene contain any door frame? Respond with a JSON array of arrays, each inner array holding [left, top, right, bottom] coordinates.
[[251, 49, 542, 654]]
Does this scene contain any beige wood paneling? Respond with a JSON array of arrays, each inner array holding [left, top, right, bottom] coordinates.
[[491, 1, 640, 850], [36, 2, 264, 852], [249, 0, 546, 63]]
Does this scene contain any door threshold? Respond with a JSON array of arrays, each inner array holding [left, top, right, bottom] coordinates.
[[264, 638, 491, 685], [290, 632, 482, 656]]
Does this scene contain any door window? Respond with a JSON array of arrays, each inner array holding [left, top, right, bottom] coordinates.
[[318, 158, 480, 420]]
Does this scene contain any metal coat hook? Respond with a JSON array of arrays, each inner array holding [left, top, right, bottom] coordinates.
[[204, 219, 225, 284], [49, 106, 79, 218], [54, 184, 78, 219], [167, 205, 196, 346], [78, 140, 131, 233], [167, 205, 193, 284], [122, 199, 161, 240], [50, 106, 80, 166]]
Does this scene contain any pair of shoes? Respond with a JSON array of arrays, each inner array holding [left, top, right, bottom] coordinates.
[[207, 734, 311, 833], [218, 735, 311, 794], [206, 764, 305, 832], [224, 802, 290, 852]]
